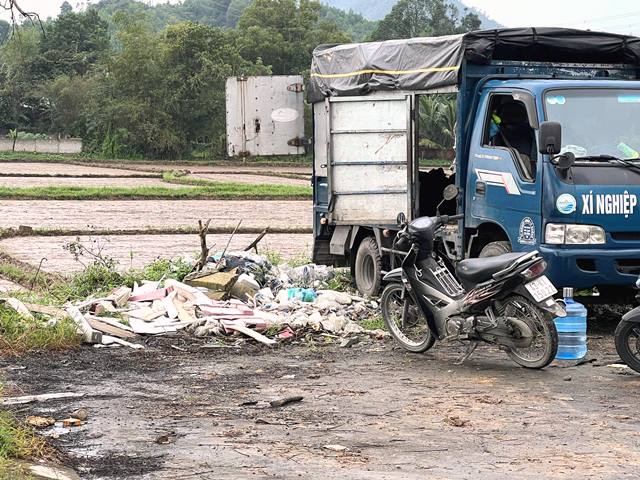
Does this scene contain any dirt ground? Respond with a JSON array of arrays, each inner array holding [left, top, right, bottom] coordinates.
[[0, 162, 158, 177], [0, 233, 313, 273], [0, 177, 188, 188], [192, 173, 310, 186], [0, 200, 311, 231], [1, 328, 638, 480], [104, 163, 312, 175]]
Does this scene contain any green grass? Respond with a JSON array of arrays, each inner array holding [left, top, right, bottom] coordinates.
[[0, 258, 51, 291], [264, 250, 284, 266], [0, 182, 311, 200], [0, 150, 312, 166], [0, 305, 81, 356], [0, 385, 52, 480], [418, 158, 453, 168], [359, 315, 386, 331], [325, 270, 353, 292], [0, 458, 31, 480]]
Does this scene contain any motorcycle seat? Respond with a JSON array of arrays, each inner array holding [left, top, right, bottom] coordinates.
[[456, 252, 530, 287]]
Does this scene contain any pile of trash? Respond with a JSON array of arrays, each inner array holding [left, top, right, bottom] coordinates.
[[9, 251, 386, 349]]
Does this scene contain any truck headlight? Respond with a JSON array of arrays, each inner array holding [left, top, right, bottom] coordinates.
[[544, 224, 605, 245], [545, 224, 566, 244]]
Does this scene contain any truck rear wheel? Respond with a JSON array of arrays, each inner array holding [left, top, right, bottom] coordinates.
[[479, 240, 512, 258], [354, 236, 382, 297]]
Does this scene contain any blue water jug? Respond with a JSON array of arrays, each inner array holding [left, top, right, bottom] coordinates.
[[554, 287, 587, 360]]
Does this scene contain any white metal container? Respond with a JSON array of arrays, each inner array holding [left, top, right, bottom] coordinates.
[[226, 75, 305, 157]]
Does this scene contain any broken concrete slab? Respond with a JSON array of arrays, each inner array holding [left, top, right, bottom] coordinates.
[[86, 318, 137, 339], [26, 463, 81, 480], [1, 298, 35, 319], [66, 306, 102, 344], [230, 273, 260, 302], [184, 270, 238, 292]]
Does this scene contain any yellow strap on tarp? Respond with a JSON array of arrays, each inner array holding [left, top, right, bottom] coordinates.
[[311, 65, 460, 79]]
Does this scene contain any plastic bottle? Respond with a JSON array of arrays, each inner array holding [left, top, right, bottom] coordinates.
[[554, 287, 588, 360], [617, 142, 640, 159]]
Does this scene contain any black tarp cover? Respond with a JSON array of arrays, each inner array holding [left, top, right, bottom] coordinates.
[[308, 27, 640, 103]]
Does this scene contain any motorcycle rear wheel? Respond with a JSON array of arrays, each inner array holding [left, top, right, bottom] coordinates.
[[614, 321, 640, 373], [381, 283, 435, 353], [503, 295, 558, 369]]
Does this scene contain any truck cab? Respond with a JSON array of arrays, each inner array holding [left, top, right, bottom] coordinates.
[[467, 79, 640, 297], [309, 28, 640, 301]]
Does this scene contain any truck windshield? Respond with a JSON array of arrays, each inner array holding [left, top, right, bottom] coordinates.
[[545, 89, 640, 160]]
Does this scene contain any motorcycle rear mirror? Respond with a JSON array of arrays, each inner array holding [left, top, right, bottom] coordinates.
[[442, 184, 459, 201], [396, 212, 407, 226]]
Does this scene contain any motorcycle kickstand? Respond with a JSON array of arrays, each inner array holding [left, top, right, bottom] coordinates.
[[454, 341, 478, 365]]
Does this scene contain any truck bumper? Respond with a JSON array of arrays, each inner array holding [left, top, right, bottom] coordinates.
[[540, 246, 640, 289]]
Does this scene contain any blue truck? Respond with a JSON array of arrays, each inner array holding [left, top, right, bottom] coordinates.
[[308, 28, 640, 301]]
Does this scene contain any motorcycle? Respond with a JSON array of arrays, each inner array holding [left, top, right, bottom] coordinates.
[[381, 185, 565, 369], [614, 275, 640, 373]]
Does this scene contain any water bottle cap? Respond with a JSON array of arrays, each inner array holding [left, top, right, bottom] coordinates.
[[563, 287, 573, 298]]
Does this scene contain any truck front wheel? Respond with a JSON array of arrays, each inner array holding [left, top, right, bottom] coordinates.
[[355, 236, 382, 297], [479, 240, 512, 258]]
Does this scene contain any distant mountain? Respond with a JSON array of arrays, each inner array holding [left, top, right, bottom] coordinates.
[[322, 0, 501, 28]]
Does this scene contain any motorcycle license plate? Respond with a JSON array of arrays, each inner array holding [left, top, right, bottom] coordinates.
[[525, 276, 558, 302]]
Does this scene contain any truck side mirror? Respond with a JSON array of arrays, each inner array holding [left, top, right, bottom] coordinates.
[[539, 121, 562, 155]]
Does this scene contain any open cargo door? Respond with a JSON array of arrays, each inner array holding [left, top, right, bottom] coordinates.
[[326, 93, 414, 225]]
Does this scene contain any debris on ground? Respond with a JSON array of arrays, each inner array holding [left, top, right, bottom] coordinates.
[[444, 415, 471, 427], [5, 250, 387, 349], [269, 395, 304, 408], [26, 416, 56, 429], [1, 392, 86, 406]]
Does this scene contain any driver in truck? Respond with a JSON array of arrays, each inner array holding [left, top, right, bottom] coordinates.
[[491, 101, 537, 179]]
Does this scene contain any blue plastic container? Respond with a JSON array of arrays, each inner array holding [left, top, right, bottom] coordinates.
[[554, 287, 588, 360], [287, 288, 317, 303]]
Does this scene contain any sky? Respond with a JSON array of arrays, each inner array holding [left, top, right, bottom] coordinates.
[[3, 0, 640, 37]]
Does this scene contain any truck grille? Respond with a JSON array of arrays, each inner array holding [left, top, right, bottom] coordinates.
[[611, 232, 640, 241]]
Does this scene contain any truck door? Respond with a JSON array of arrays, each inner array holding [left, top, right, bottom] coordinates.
[[467, 90, 542, 251], [326, 93, 414, 225]]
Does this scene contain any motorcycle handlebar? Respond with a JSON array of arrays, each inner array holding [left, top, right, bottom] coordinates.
[[433, 213, 464, 224]]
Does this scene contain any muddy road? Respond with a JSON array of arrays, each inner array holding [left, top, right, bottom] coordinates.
[[2, 330, 639, 480]]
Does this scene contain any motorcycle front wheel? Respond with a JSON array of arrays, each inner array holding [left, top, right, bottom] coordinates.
[[381, 283, 435, 353], [503, 295, 558, 369], [614, 321, 640, 373]]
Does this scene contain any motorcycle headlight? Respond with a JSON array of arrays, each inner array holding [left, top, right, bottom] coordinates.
[[545, 224, 605, 245]]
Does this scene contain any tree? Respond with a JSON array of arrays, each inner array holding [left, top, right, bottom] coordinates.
[[0, 26, 42, 132], [162, 21, 269, 154], [236, 0, 350, 75], [30, 8, 109, 80], [419, 94, 456, 149], [0, 20, 10, 45], [370, 0, 481, 41], [60, 1, 73, 15]]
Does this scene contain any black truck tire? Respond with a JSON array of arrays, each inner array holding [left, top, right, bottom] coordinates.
[[354, 236, 382, 297], [479, 240, 512, 258]]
